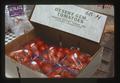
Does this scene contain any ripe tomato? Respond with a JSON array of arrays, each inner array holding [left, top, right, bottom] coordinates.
[[44, 44, 49, 49], [43, 54, 49, 61], [34, 59, 44, 68], [73, 48, 81, 56], [56, 48, 65, 61], [64, 48, 71, 55], [9, 51, 15, 58], [47, 47, 57, 63], [48, 72, 62, 78], [24, 44, 31, 50], [40, 45, 46, 51], [14, 55, 20, 61], [58, 47, 64, 52], [48, 67, 63, 78], [61, 71, 74, 78], [40, 62, 53, 75], [29, 61, 40, 71], [24, 44, 33, 57], [23, 49, 33, 57], [78, 54, 91, 64], [22, 56, 30, 64], [35, 39, 44, 47]]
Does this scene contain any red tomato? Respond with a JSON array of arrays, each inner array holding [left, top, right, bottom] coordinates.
[[48, 67, 63, 78], [24, 44, 33, 56], [40, 62, 53, 75], [55, 67, 63, 73], [78, 53, 91, 65], [9, 51, 15, 58], [14, 55, 20, 61], [56, 51, 64, 61], [24, 44, 31, 50], [24, 49, 33, 57], [51, 55, 58, 64], [19, 51, 25, 58], [56, 48, 65, 60], [22, 56, 30, 64], [40, 45, 46, 51], [34, 59, 44, 68], [62, 59, 70, 66], [35, 39, 44, 47], [78, 55, 87, 64], [48, 72, 62, 78], [58, 47, 64, 52], [64, 48, 71, 55], [10, 50, 25, 62], [61, 71, 74, 78], [48, 47, 58, 63], [30, 43, 39, 52], [43, 54, 49, 60], [73, 48, 81, 56], [44, 44, 49, 49], [70, 64, 77, 69], [29, 61, 40, 70], [67, 55, 75, 63]]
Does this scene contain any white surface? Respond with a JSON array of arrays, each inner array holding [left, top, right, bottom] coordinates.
[[30, 5, 107, 43], [5, 56, 19, 78], [77, 5, 114, 16]]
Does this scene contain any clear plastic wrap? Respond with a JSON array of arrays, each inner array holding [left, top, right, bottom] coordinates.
[[8, 37, 91, 78], [5, 5, 34, 36]]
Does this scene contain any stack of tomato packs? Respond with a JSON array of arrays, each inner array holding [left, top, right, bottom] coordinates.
[[9, 37, 91, 78]]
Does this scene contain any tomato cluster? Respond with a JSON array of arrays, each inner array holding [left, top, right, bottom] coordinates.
[[9, 37, 91, 78]]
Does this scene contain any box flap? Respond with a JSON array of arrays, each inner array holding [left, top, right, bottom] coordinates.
[[77, 5, 114, 16], [30, 5, 107, 43]]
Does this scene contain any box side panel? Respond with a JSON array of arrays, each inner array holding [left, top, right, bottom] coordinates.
[[33, 22, 61, 46], [5, 30, 36, 55], [31, 22, 100, 55], [18, 64, 47, 78], [77, 47, 104, 78], [5, 56, 19, 78], [5, 56, 47, 78]]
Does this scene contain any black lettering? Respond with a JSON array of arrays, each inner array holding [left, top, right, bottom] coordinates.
[[55, 8, 59, 11], [86, 11, 93, 16], [75, 14, 79, 18], [96, 15, 101, 20], [58, 12, 61, 16], [82, 16, 86, 20]]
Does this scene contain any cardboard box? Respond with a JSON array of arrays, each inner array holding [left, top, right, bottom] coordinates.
[[5, 5, 107, 78]]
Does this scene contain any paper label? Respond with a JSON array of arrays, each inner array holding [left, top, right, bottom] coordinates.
[[30, 5, 107, 43], [8, 5, 24, 17]]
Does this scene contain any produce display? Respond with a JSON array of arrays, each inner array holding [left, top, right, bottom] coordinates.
[[9, 37, 91, 78]]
